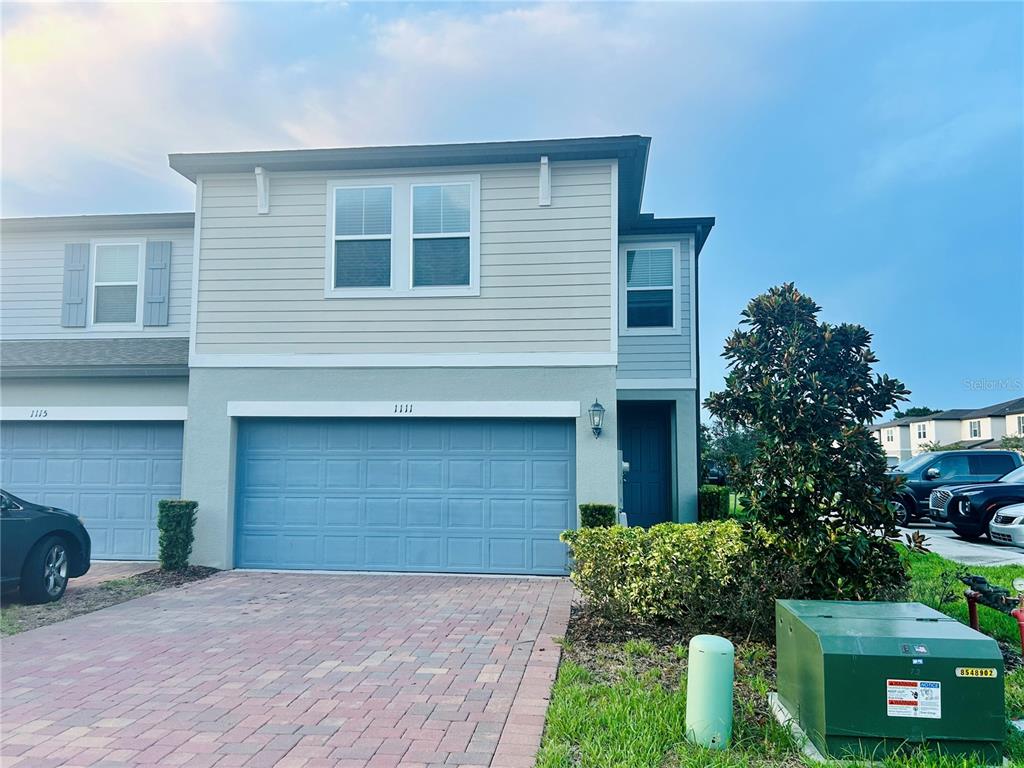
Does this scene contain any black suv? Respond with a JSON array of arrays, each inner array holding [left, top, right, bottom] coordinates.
[[1, 490, 91, 603], [887, 450, 1022, 526], [929, 464, 1024, 540]]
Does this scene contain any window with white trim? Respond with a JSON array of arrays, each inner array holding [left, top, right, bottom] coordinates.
[[621, 245, 678, 331], [969, 419, 982, 438], [92, 243, 143, 325], [412, 183, 471, 287], [1017, 415, 1024, 435], [885, 429, 894, 443], [916, 423, 927, 439], [333, 186, 392, 288], [326, 175, 479, 298]]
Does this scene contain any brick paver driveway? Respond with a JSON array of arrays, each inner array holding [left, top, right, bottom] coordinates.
[[1, 571, 573, 768]]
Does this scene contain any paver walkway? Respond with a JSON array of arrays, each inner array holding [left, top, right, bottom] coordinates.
[[1, 571, 573, 768]]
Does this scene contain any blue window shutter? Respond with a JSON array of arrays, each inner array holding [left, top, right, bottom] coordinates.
[[60, 243, 90, 327], [143, 241, 172, 326]]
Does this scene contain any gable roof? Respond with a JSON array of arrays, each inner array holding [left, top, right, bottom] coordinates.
[[169, 135, 653, 227]]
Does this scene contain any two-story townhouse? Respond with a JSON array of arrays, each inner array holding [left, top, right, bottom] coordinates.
[[1, 135, 713, 575], [906, 409, 972, 455], [1, 213, 194, 559], [869, 417, 913, 466], [958, 397, 1024, 445]]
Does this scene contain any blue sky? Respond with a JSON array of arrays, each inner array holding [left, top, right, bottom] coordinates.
[[3, 2, 1021, 415]]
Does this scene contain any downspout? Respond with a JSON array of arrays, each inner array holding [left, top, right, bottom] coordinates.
[[694, 224, 704, 498]]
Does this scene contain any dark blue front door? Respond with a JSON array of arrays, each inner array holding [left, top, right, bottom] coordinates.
[[619, 402, 671, 528]]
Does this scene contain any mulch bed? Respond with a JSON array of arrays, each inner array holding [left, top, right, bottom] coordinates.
[[1, 566, 218, 636]]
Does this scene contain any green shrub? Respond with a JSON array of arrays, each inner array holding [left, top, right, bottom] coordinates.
[[579, 503, 617, 528], [560, 521, 805, 639], [157, 499, 199, 571], [698, 484, 731, 521]]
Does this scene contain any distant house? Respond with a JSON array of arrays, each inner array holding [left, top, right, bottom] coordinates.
[[872, 397, 1024, 463]]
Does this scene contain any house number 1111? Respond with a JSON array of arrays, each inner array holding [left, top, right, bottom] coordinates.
[[393, 403, 414, 414]]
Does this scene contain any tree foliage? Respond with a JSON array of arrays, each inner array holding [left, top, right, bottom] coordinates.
[[894, 406, 941, 419], [705, 283, 910, 600], [701, 417, 762, 478]]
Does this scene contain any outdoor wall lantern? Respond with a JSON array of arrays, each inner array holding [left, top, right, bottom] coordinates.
[[588, 399, 606, 438]]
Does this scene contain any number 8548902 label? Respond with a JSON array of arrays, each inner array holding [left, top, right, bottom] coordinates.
[[955, 667, 998, 678]]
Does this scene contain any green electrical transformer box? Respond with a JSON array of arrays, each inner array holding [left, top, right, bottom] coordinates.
[[776, 600, 1005, 762]]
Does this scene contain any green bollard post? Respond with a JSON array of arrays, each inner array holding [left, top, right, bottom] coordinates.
[[685, 634, 734, 749]]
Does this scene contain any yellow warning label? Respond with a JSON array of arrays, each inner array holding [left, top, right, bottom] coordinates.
[[955, 667, 997, 678]]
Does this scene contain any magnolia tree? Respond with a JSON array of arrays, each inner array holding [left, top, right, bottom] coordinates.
[[705, 284, 910, 600]]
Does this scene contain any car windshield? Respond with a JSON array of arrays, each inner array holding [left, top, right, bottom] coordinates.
[[893, 454, 935, 473], [1000, 465, 1024, 483]]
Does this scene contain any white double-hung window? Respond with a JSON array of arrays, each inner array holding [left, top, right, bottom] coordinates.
[[412, 182, 472, 288], [326, 174, 479, 298], [969, 420, 982, 438], [332, 186, 393, 289], [92, 242, 143, 326], [620, 243, 679, 333]]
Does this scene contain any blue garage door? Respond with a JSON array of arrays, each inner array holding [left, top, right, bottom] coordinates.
[[0, 421, 183, 560], [235, 418, 575, 574]]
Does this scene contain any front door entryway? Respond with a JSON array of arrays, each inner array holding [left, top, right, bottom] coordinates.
[[618, 401, 672, 528]]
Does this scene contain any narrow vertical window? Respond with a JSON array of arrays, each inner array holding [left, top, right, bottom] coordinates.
[[93, 244, 141, 324], [625, 247, 675, 329], [411, 183, 471, 287], [334, 186, 392, 288]]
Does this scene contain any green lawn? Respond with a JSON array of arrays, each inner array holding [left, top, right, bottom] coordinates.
[[538, 551, 1024, 768]]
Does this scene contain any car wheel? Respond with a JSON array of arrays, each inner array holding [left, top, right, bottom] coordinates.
[[891, 498, 911, 527], [953, 524, 984, 541], [19, 535, 70, 604]]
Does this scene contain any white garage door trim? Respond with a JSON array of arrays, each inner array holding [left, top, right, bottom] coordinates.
[[227, 401, 581, 418], [1, 407, 187, 421]]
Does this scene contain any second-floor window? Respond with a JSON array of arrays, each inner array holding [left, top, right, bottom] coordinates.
[[885, 429, 894, 443], [333, 186, 393, 288], [969, 419, 982, 438], [412, 183, 471, 287], [1017, 415, 1024, 435], [326, 175, 479, 298], [621, 244, 678, 333], [916, 423, 927, 439], [92, 242, 143, 325]]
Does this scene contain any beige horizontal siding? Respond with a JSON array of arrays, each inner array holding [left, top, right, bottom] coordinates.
[[0, 227, 193, 339], [195, 160, 614, 355]]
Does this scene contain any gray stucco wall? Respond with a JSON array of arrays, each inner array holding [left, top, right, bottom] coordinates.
[[182, 366, 619, 569], [0, 376, 189, 407], [617, 387, 698, 523]]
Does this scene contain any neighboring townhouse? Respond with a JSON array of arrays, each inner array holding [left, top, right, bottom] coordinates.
[[958, 397, 1024, 445], [869, 417, 913, 466], [906, 410, 972, 455], [0, 135, 714, 575], [872, 397, 1024, 460]]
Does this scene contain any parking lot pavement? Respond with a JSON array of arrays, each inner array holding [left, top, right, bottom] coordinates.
[[901, 523, 1024, 567]]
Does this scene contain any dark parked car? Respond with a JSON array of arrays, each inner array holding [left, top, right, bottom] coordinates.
[[705, 462, 729, 486], [929, 464, 1024, 540], [887, 450, 1022, 526], [1, 490, 91, 603]]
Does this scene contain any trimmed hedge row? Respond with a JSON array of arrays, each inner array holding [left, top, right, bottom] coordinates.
[[158, 499, 198, 571], [560, 520, 804, 638], [579, 503, 617, 528]]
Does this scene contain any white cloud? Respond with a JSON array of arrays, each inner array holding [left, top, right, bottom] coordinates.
[[1, 2, 805, 209]]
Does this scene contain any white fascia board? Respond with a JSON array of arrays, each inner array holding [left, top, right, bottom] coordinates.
[[1, 406, 188, 422], [617, 378, 696, 391], [190, 352, 617, 368], [227, 401, 582, 418]]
